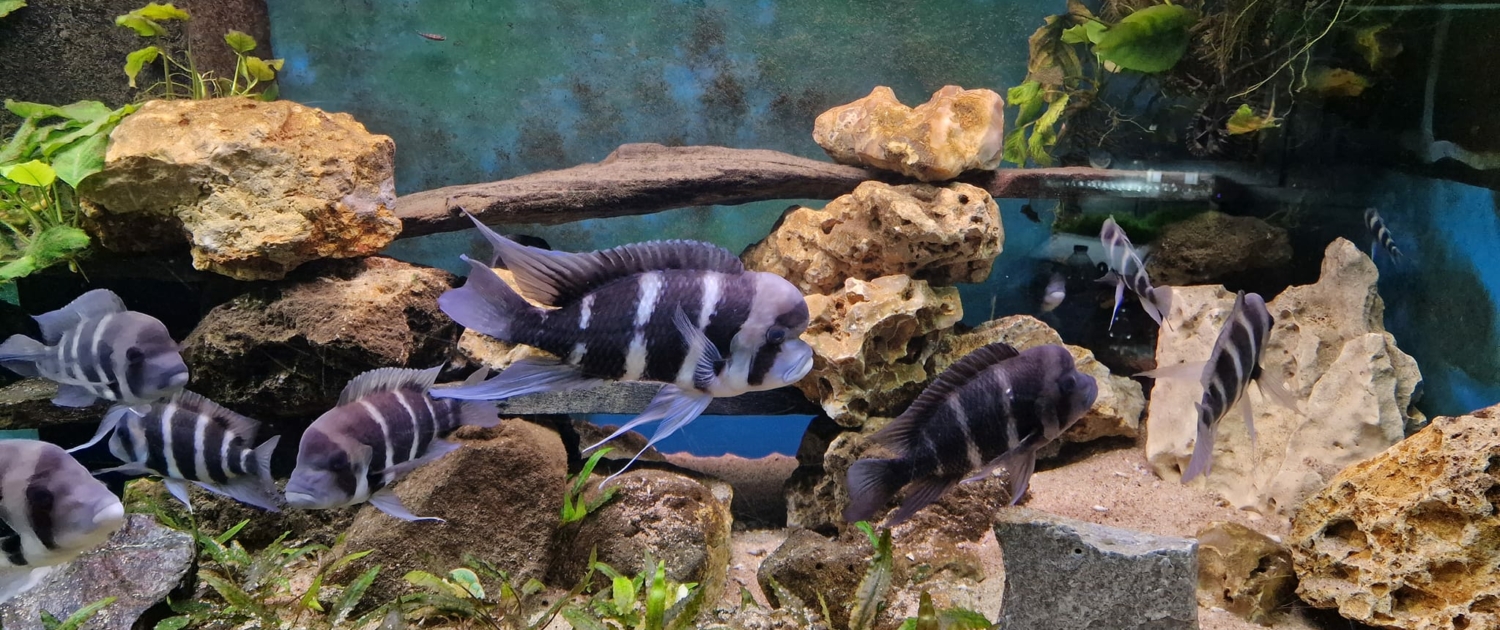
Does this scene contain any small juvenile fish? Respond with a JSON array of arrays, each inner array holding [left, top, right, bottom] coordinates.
[[416, 31, 446, 41], [72, 391, 282, 512], [1039, 271, 1066, 313], [0, 289, 189, 411], [1364, 208, 1403, 263], [1099, 216, 1172, 329], [285, 367, 500, 521], [435, 213, 814, 473], [0, 440, 126, 604], [843, 344, 1098, 525], [1019, 204, 1041, 224], [1140, 291, 1294, 482]]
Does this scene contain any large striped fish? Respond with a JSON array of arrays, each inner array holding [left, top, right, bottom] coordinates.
[[1140, 291, 1295, 482], [284, 367, 499, 521], [844, 344, 1098, 526], [1099, 216, 1172, 329], [0, 289, 189, 411], [434, 214, 815, 472], [0, 440, 126, 604], [1364, 208, 1404, 264], [70, 391, 282, 512]]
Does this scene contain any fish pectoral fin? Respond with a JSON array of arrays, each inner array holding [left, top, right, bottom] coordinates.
[[970, 447, 1039, 506], [163, 478, 195, 513], [430, 357, 601, 401], [68, 406, 130, 454], [887, 475, 958, 526], [376, 439, 462, 480], [369, 487, 445, 523], [1109, 275, 1126, 330], [594, 385, 714, 480], [1136, 360, 1209, 380], [51, 384, 100, 408], [1254, 370, 1300, 413], [93, 462, 150, 477], [670, 305, 723, 390], [1239, 395, 1258, 452], [0, 566, 55, 605], [1181, 409, 1218, 483]]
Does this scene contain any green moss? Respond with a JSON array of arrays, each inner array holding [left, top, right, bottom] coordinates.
[[1053, 205, 1206, 242]]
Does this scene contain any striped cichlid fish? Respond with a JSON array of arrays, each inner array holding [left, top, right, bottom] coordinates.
[[70, 391, 282, 512], [0, 440, 126, 604], [0, 289, 189, 411], [1364, 208, 1403, 264], [434, 213, 815, 474], [1099, 216, 1172, 329], [844, 344, 1098, 526], [285, 367, 500, 522]]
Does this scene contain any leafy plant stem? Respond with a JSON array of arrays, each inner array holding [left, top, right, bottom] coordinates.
[[1231, 0, 1347, 100]]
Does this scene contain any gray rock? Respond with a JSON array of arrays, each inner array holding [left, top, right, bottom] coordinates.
[[0, 378, 104, 431], [993, 508, 1198, 630], [0, 514, 194, 630]]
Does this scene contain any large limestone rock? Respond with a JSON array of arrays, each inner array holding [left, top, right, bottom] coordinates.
[[742, 181, 1002, 295], [1145, 211, 1293, 287], [1289, 406, 1500, 630], [1145, 239, 1423, 516], [80, 98, 401, 280], [813, 85, 1004, 182], [799, 275, 962, 427], [0, 515, 193, 630], [182, 256, 457, 424], [1196, 521, 1297, 625], [335, 420, 567, 605]]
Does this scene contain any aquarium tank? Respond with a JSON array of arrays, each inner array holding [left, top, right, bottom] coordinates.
[[0, 1, 1495, 628]]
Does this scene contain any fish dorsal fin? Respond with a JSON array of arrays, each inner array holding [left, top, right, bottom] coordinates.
[[172, 390, 260, 439], [466, 213, 744, 307], [34, 289, 126, 344], [875, 342, 1021, 451], [338, 366, 443, 405]]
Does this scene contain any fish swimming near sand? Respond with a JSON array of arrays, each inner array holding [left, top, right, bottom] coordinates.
[[71, 391, 282, 512], [0, 289, 189, 411], [1139, 291, 1295, 482], [843, 344, 1098, 526], [1099, 217, 1172, 329], [284, 367, 499, 521], [0, 440, 127, 604], [1364, 208, 1403, 263], [1039, 271, 1066, 313], [434, 213, 815, 473]]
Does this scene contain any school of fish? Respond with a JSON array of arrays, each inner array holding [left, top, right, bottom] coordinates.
[[0, 208, 1404, 599]]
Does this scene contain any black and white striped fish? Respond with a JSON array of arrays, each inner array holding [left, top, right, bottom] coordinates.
[[0, 440, 126, 604], [1140, 291, 1295, 482], [0, 289, 189, 411], [1364, 208, 1403, 264], [70, 391, 282, 512], [1099, 217, 1172, 329], [284, 366, 499, 521], [843, 344, 1098, 526], [434, 213, 815, 473]]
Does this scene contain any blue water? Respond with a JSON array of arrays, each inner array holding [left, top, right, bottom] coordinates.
[[584, 414, 813, 457]]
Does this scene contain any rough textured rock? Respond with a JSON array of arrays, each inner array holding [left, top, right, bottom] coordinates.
[[1145, 211, 1293, 286], [0, 378, 105, 430], [799, 275, 962, 427], [1289, 406, 1500, 630], [813, 85, 1005, 182], [929, 315, 1144, 446], [741, 181, 1002, 295], [1145, 239, 1423, 516], [335, 420, 567, 605], [993, 507, 1198, 630], [181, 256, 457, 424], [0, 515, 193, 630], [1196, 521, 1297, 625], [705, 604, 831, 630], [757, 529, 871, 629], [79, 98, 400, 280], [549, 469, 733, 608]]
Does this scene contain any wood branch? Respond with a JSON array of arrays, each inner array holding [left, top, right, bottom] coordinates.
[[393, 143, 1224, 237]]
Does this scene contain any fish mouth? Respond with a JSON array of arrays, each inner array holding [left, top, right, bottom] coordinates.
[[284, 491, 319, 509], [781, 343, 815, 383], [94, 500, 126, 528]]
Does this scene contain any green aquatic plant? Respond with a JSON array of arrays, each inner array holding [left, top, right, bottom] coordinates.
[[562, 447, 621, 525], [402, 554, 585, 630], [39, 597, 117, 630], [894, 592, 992, 630], [118, 2, 283, 101], [0, 1, 24, 19], [848, 521, 895, 630], [1052, 206, 1204, 243], [561, 554, 704, 630]]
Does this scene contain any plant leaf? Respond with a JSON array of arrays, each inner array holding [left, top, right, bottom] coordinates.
[[1, 160, 55, 187], [300, 574, 326, 612], [115, 14, 165, 37], [216, 519, 250, 545], [125, 46, 161, 88], [1025, 15, 1082, 90], [1305, 67, 1370, 98], [152, 617, 192, 630], [448, 567, 485, 599], [939, 607, 995, 630], [55, 101, 112, 122], [1027, 94, 1071, 166], [134, 2, 188, 21], [243, 56, 276, 81], [5, 100, 61, 119], [51, 597, 115, 630], [1002, 129, 1028, 166], [332, 565, 382, 626], [1093, 4, 1197, 73], [562, 606, 610, 630], [199, 572, 271, 620], [1225, 104, 1279, 135], [1061, 20, 1106, 45], [224, 30, 257, 53], [849, 529, 894, 630], [0, 1, 26, 19], [50, 133, 109, 189]]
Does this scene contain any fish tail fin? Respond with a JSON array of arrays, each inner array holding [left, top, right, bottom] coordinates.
[[1181, 408, 1217, 483], [253, 435, 281, 486], [0, 335, 45, 377], [887, 475, 957, 526], [1148, 285, 1174, 329], [843, 458, 911, 524], [438, 255, 543, 343], [457, 400, 502, 428]]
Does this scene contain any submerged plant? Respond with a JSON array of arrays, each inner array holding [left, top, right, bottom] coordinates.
[[400, 553, 592, 629], [39, 597, 117, 630], [894, 592, 992, 630], [562, 447, 621, 525], [561, 555, 704, 630], [118, 2, 283, 101], [0, 0, 24, 19]]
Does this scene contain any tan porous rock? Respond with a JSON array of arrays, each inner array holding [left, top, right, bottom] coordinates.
[[799, 275, 962, 427], [1289, 406, 1500, 630], [813, 85, 1004, 182], [1196, 521, 1297, 625], [80, 98, 400, 280], [742, 181, 1002, 295], [1145, 211, 1293, 287], [1145, 239, 1423, 517]]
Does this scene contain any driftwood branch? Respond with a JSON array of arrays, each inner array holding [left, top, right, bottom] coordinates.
[[393, 143, 1222, 237]]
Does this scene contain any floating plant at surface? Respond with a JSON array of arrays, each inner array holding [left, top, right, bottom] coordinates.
[[119, 2, 284, 101], [0, 99, 136, 282], [561, 554, 704, 630]]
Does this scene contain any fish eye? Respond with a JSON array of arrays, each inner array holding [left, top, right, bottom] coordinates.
[[1058, 377, 1075, 394], [327, 454, 350, 473], [767, 328, 786, 344]]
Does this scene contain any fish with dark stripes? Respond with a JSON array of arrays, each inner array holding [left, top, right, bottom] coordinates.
[[284, 366, 500, 521], [843, 344, 1098, 526], [1364, 208, 1404, 264], [0, 440, 126, 604], [70, 391, 282, 512], [1099, 216, 1172, 329], [1140, 291, 1296, 482], [0, 289, 189, 411], [434, 213, 815, 473]]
